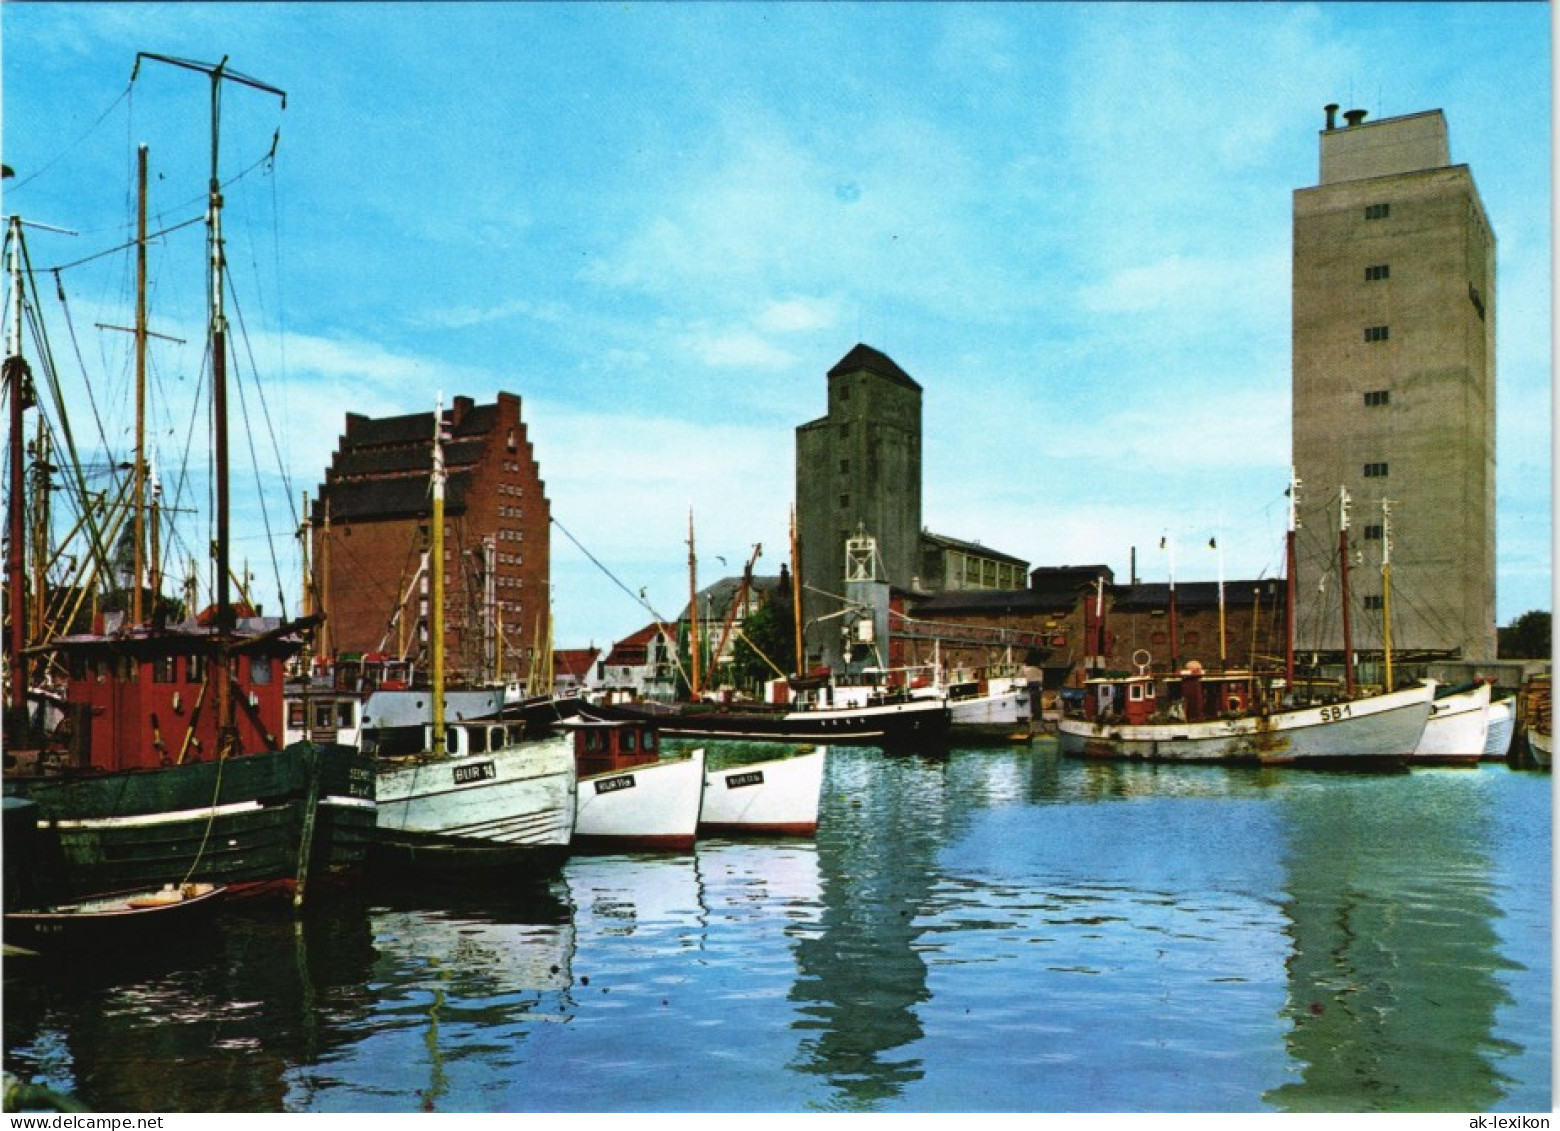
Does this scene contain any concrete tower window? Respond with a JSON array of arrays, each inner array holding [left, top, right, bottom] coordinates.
[[1364, 390, 1390, 406], [1365, 203, 1390, 220], [1365, 264, 1390, 281], [1364, 462, 1389, 478], [1364, 326, 1390, 342]]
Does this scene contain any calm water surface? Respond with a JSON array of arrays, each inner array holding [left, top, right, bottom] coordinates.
[[3, 739, 1551, 1113]]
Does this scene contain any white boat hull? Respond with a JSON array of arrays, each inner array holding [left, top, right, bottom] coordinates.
[[699, 746, 826, 836], [1482, 696, 1515, 760], [573, 748, 706, 852], [948, 686, 1032, 738], [1056, 683, 1433, 767], [1412, 682, 1491, 765], [375, 732, 576, 848]]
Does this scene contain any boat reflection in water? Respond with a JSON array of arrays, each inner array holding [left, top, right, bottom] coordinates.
[[1265, 773, 1530, 1112]]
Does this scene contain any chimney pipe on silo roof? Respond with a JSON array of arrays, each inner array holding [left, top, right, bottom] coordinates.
[[1343, 108, 1368, 127], [1325, 103, 1339, 130]]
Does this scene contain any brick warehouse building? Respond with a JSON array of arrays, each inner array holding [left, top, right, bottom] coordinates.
[[309, 393, 551, 686]]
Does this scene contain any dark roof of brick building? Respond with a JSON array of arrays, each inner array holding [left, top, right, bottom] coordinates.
[[1030, 565, 1116, 597], [1110, 579, 1284, 612]]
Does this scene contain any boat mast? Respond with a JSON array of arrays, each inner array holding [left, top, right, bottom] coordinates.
[[1285, 470, 1299, 692], [790, 506, 803, 676], [431, 395, 447, 749], [1214, 527, 1226, 668], [132, 53, 286, 757], [687, 508, 700, 699], [1381, 498, 1394, 693], [1337, 485, 1355, 698], [131, 145, 148, 624], [1163, 534, 1179, 672], [5, 217, 33, 721]]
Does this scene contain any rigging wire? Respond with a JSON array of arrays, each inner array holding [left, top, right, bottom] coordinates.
[[7, 85, 132, 195]]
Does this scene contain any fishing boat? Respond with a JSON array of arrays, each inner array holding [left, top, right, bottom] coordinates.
[[2, 55, 377, 904], [1527, 725, 1551, 770], [1057, 475, 1431, 768], [4, 883, 227, 953], [568, 719, 705, 852], [700, 744, 826, 837], [575, 690, 947, 748], [363, 397, 575, 878], [1410, 680, 1491, 766], [1519, 675, 1551, 770], [907, 664, 1033, 741], [1057, 666, 1432, 767]]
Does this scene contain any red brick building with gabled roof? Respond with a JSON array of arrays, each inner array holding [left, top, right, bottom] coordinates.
[[309, 393, 550, 686]]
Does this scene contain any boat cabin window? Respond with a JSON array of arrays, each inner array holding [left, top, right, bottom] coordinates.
[[248, 657, 274, 686], [67, 653, 87, 681], [337, 700, 357, 729], [186, 654, 206, 683], [468, 726, 488, 755], [153, 656, 178, 683], [288, 701, 306, 729], [643, 730, 656, 752], [117, 656, 135, 683], [313, 703, 335, 730], [584, 730, 602, 752], [506, 724, 525, 745], [622, 730, 637, 752], [488, 726, 506, 750], [444, 728, 461, 756]]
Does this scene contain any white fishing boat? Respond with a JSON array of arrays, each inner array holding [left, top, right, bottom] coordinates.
[[570, 720, 705, 852], [1482, 694, 1516, 760], [373, 724, 577, 875], [367, 397, 575, 878], [909, 666, 1033, 741], [1057, 670, 1432, 767], [1057, 475, 1431, 768], [1410, 680, 1491, 766], [700, 745, 826, 836]]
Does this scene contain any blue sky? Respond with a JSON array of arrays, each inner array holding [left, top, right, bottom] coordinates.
[[3, 2, 1552, 651]]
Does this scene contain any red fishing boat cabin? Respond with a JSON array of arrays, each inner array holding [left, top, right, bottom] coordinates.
[[42, 614, 303, 774]]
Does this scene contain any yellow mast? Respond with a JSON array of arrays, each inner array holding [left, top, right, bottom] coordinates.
[[431, 396, 447, 748]]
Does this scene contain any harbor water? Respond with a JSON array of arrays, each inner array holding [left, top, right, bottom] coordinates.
[[3, 738, 1551, 1114]]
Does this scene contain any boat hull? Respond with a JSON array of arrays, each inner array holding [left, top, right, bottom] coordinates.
[[373, 732, 576, 870], [4, 883, 227, 953], [1482, 696, 1516, 761], [1527, 727, 1551, 770], [699, 746, 826, 836], [1056, 683, 1433, 767], [578, 698, 948, 748], [573, 748, 705, 853], [4, 744, 376, 901], [1412, 682, 1491, 766], [947, 686, 1032, 741]]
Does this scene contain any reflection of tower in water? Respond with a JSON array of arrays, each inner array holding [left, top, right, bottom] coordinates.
[[1265, 777, 1509, 1112], [789, 750, 952, 1108]]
